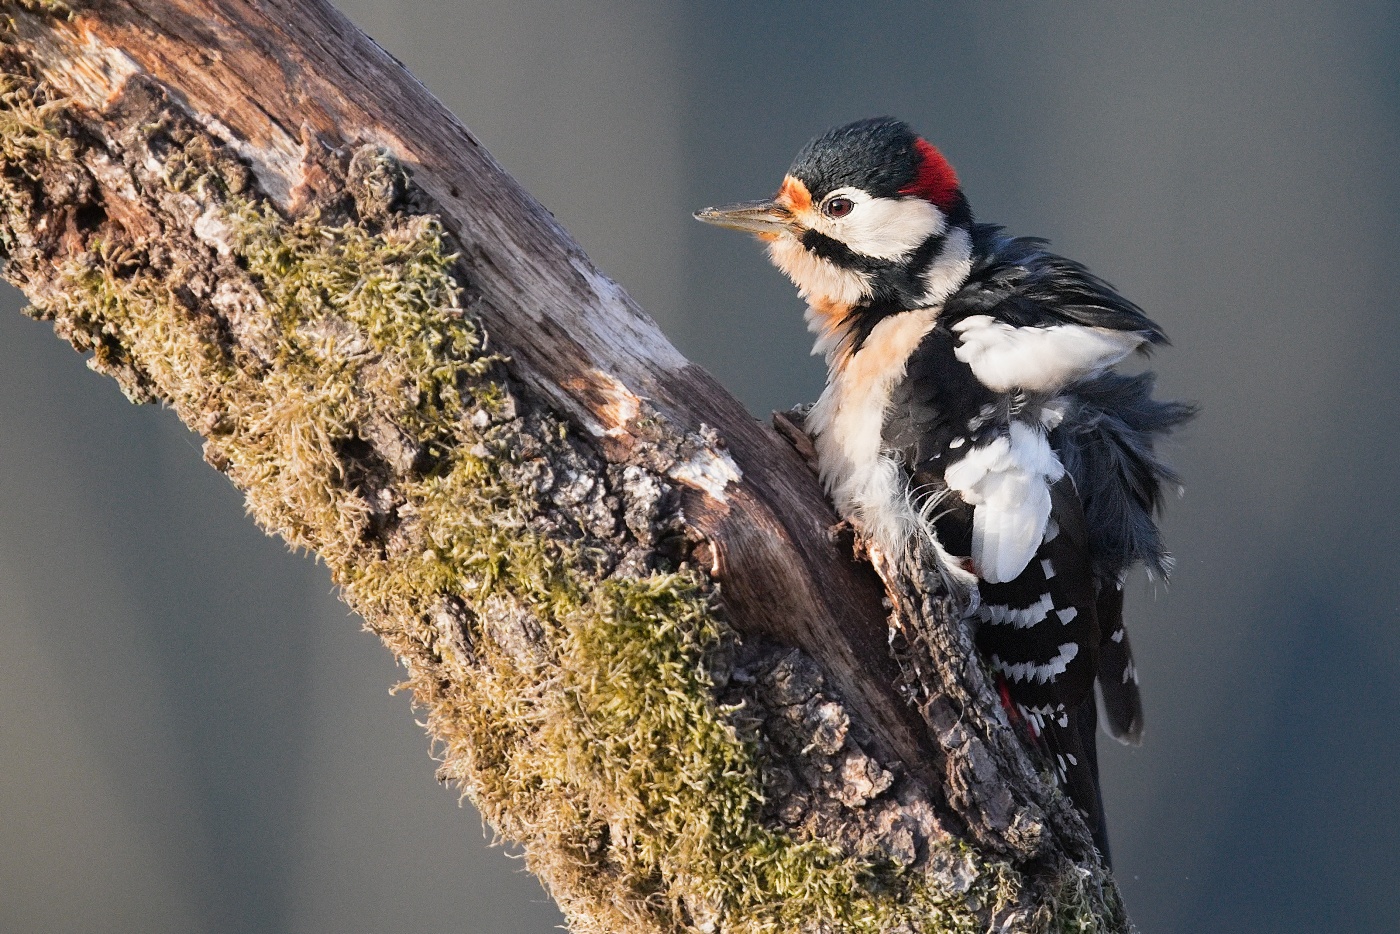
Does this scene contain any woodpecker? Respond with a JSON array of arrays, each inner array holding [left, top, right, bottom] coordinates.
[[696, 116, 1191, 860]]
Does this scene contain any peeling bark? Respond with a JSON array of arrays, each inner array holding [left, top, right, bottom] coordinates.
[[0, 2, 1130, 931]]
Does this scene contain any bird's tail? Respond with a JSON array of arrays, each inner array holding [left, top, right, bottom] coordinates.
[[1095, 584, 1145, 745], [1040, 693, 1111, 865]]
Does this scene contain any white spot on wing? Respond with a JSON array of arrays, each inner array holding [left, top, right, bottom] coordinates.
[[977, 592, 1053, 628], [1040, 397, 1069, 429], [991, 642, 1080, 685]]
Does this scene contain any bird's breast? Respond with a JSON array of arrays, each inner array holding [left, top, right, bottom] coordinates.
[[807, 304, 944, 553]]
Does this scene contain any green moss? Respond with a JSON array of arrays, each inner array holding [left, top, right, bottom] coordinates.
[[0, 67, 74, 255], [0, 71, 70, 160], [0, 68, 1043, 933], [223, 202, 1012, 932], [1044, 862, 1129, 934]]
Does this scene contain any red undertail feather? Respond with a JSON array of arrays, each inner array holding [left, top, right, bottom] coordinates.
[[996, 675, 1036, 738]]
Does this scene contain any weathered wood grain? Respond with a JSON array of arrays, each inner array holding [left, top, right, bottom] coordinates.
[[0, 2, 1129, 929]]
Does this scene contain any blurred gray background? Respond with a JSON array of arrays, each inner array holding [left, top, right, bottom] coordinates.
[[2, 2, 1397, 932]]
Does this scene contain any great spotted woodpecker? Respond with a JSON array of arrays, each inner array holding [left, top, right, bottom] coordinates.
[[696, 117, 1191, 859]]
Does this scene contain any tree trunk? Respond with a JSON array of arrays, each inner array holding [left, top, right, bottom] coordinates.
[[0, 2, 1128, 930]]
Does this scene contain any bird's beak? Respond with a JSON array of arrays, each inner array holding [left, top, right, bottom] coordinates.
[[693, 199, 795, 237]]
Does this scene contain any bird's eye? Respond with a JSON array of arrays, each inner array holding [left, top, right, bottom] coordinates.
[[824, 197, 854, 218]]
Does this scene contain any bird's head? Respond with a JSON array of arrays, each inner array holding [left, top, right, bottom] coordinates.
[[696, 117, 974, 349]]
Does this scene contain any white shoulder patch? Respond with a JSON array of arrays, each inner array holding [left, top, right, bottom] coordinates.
[[950, 316, 1146, 393], [944, 422, 1065, 583]]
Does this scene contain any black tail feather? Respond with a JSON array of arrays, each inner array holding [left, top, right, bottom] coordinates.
[[1042, 694, 1112, 866], [1095, 585, 1145, 745], [1074, 695, 1111, 865]]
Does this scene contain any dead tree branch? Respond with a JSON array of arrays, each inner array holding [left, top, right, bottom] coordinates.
[[0, 1, 1127, 930]]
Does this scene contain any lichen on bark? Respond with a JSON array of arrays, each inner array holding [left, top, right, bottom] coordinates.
[[0, 42, 1088, 932]]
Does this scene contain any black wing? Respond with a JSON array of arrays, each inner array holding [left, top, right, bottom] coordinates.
[[970, 478, 1106, 838], [1053, 370, 1197, 585], [1053, 369, 1195, 747], [881, 234, 1193, 854], [942, 224, 1169, 341], [885, 331, 1109, 831]]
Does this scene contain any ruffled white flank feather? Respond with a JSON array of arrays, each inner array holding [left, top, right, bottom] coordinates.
[[944, 421, 1065, 583]]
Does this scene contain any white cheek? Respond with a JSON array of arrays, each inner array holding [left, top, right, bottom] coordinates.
[[767, 236, 870, 306], [823, 196, 946, 261]]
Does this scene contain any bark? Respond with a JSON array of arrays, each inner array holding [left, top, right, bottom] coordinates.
[[0, 2, 1128, 931]]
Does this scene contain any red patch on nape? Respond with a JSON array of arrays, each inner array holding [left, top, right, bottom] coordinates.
[[900, 138, 960, 212]]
